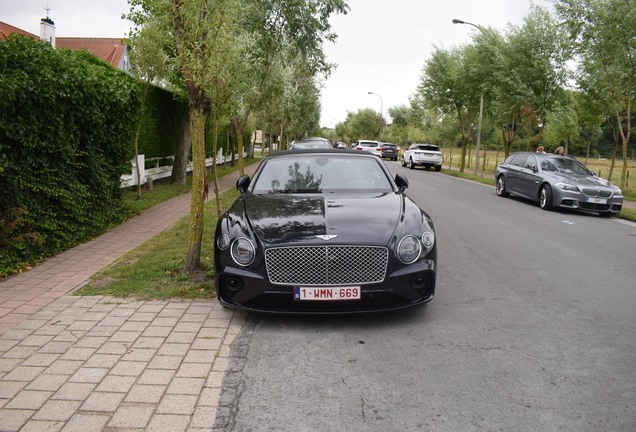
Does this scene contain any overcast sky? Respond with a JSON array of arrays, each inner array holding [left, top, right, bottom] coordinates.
[[2, 0, 552, 128]]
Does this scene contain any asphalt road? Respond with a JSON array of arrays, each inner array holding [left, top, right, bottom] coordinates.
[[219, 162, 636, 432]]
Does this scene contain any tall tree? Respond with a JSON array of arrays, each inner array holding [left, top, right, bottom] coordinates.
[[555, 0, 636, 188], [419, 45, 480, 172]]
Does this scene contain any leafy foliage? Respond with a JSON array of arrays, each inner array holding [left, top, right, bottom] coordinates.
[[0, 35, 142, 277]]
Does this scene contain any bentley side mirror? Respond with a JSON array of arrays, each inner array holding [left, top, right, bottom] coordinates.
[[236, 175, 251, 194], [394, 173, 409, 193]]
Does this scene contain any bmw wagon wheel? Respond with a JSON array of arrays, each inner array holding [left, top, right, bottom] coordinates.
[[409, 158, 415, 169], [540, 185, 553, 210], [496, 176, 509, 197]]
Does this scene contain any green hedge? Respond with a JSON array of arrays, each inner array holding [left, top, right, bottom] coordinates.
[[0, 35, 142, 277]]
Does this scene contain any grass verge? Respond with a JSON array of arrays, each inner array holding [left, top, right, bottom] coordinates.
[[77, 187, 240, 300]]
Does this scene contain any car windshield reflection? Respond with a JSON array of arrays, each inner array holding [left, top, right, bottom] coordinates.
[[540, 157, 591, 175], [252, 155, 392, 194]]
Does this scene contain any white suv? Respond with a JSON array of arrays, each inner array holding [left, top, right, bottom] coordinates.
[[402, 143, 443, 171], [354, 140, 382, 157]]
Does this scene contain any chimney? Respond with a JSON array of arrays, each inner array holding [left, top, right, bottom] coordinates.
[[40, 6, 55, 47]]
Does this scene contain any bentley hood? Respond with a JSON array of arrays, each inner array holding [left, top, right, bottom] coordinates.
[[242, 193, 404, 246]]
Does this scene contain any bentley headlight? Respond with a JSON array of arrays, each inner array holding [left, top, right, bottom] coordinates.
[[231, 238, 255, 266], [397, 235, 421, 264], [555, 182, 579, 192], [421, 231, 435, 252]]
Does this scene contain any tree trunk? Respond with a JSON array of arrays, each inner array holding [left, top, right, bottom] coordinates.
[[171, 110, 191, 185], [183, 107, 207, 274], [232, 114, 245, 176]]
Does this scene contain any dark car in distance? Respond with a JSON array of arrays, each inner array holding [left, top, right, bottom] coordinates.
[[495, 151, 623, 216], [214, 149, 437, 314], [380, 143, 399, 161]]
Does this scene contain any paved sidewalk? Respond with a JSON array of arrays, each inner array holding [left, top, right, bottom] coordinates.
[[0, 163, 258, 431]]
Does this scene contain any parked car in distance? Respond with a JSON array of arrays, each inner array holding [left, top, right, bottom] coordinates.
[[335, 142, 346, 149], [380, 143, 399, 161], [214, 149, 437, 314], [354, 140, 382, 157], [289, 137, 332, 150], [402, 143, 443, 171], [495, 151, 623, 216]]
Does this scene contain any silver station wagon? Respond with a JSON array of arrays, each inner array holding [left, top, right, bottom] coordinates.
[[495, 152, 623, 217]]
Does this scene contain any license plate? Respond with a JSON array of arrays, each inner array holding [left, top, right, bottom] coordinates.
[[587, 197, 607, 204], [293, 286, 361, 301]]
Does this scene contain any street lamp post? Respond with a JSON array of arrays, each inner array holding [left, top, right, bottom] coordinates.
[[453, 18, 484, 176], [367, 91, 384, 139], [367, 91, 383, 118]]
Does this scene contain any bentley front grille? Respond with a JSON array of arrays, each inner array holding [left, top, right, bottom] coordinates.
[[265, 245, 388, 286]]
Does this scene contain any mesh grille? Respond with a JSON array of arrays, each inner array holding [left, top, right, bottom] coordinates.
[[265, 246, 388, 285], [582, 188, 613, 198]]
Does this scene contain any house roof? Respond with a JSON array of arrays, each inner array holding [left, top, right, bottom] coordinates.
[[56, 38, 127, 68], [0, 21, 38, 41]]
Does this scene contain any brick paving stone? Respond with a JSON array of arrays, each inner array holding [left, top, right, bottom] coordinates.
[[176, 363, 212, 378], [132, 336, 165, 349], [121, 347, 156, 362], [32, 400, 82, 421], [190, 406, 216, 428], [125, 384, 166, 403], [157, 343, 189, 357], [146, 414, 191, 432], [109, 360, 146, 377], [6, 390, 53, 410], [149, 355, 182, 370], [157, 394, 198, 415], [58, 347, 97, 361], [142, 326, 173, 337], [0, 357, 22, 373], [198, 387, 222, 407], [0, 381, 28, 398], [108, 405, 154, 429], [173, 322, 204, 333], [139, 369, 175, 385], [83, 353, 121, 368], [21, 353, 61, 367], [20, 420, 64, 431], [69, 367, 109, 384], [167, 377, 205, 395], [25, 373, 68, 391], [0, 408, 34, 430], [80, 391, 126, 412], [95, 375, 136, 393], [184, 349, 217, 364], [190, 337, 223, 351], [58, 413, 109, 432], [52, 383, 96, 401], [108, 331, 141, 343], [166, 332, 197, 344], [3, 366, 46, 382], [44, 359, 84, 375]]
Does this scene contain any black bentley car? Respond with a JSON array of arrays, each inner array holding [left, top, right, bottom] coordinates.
[[214, 149, 437, 314]]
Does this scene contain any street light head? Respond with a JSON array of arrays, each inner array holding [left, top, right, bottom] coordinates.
[[452, 19, 465, 24]]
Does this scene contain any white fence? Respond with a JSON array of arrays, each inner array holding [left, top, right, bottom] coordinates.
[[120, 150, 246, 188]]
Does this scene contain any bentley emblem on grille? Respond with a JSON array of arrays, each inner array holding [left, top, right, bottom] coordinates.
[[315, 235, 338, 240]]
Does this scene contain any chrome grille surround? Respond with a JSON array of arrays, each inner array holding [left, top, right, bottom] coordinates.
[[265, 245, 389, 286]]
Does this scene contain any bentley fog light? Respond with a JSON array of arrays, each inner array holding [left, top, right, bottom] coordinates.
[[421, 231, 435, 252], [231, 238, 255, 266], [398, 235, 421, 264], [217, 234, 230, 250]]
